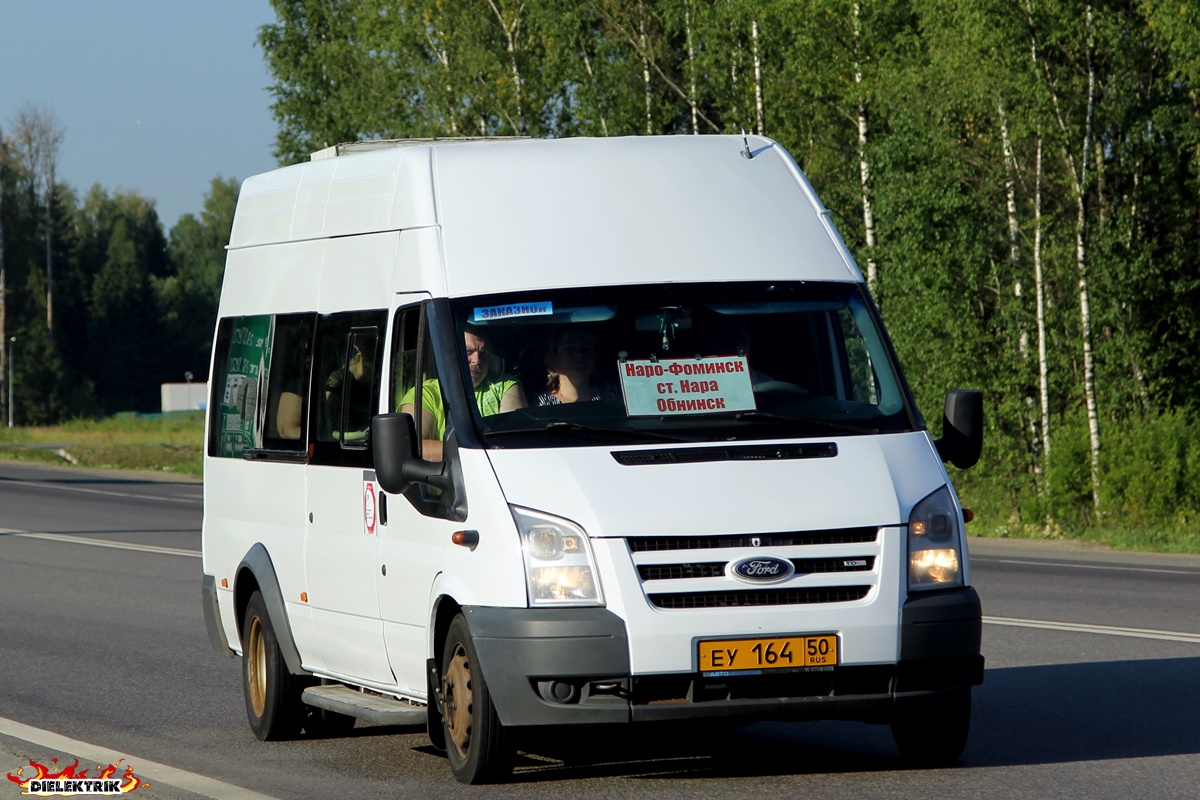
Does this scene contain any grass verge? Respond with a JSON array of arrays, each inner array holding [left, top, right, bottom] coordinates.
[[0, 415, 203, 477]]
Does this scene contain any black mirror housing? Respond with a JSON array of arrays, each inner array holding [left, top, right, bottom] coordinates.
[[934, 390, 983, 470], [372, 413, 416, 494], [371, 412, 450, 494]]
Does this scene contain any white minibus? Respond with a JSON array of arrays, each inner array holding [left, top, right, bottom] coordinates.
[[201, 134, 984, 784]]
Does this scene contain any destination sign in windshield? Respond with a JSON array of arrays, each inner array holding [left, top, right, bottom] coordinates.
[[619, 355, 756, 416]]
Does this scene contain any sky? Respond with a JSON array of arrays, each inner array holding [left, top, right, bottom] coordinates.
[[0, 0, 279, 232]]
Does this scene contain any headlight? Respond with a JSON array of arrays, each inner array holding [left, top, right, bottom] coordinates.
[[907, 485, 964, 590], [512, 507, 604, 607]]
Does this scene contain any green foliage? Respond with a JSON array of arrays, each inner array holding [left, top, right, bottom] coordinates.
[[0, 129, 236, 422], [1099, 410, 1200, 529], [157, 176, 238, 379]]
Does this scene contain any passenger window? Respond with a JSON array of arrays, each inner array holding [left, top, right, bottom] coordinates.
[[310, 310, 386, 467], [267, 315, 317, 449], [208, 313, 316, 459]]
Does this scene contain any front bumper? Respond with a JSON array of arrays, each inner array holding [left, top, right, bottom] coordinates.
[[462, 587, 983, 727]]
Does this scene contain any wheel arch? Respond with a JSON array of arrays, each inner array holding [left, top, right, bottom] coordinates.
[[235, 543, 309, 677], [430, 592, 463, 669]]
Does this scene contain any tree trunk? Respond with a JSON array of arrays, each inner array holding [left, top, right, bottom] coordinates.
[[1076, 7, 1100, 511], [424, 24, 458, 135], [685, 0, 698, 134], [580, 47, 609, 136], [640, 4, 652, 134], [999, 102, 1026, 357], [487, 0, 526, 134], [1034, 136, 1051, 495], [46, 166, 54, 331], [752, 20, 765, 135], [853, 3, 878, 297], [1029, 2, 1101, 510]]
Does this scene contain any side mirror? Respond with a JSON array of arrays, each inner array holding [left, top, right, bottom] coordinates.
[[934, 390, 983, 470], [371, 413, 447, 494]]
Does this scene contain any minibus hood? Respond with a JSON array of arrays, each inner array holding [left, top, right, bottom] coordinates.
[[485, 431, 946, 536]]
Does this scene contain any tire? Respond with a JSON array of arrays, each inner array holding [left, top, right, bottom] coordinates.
[[241, 591, 306, 741], [440, 614, 513, 784], [891, 687, 972, 767]]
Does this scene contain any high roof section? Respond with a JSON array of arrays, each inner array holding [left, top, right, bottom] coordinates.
[[229, 135, 862, 297]]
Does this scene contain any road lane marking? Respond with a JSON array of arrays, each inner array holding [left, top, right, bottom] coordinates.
[[973, 556, 1200, 576], [0, 530, 200, 558], [0, 478, 202, 505], [985, 615, 1200, 644], [0, 715, 280, 800]]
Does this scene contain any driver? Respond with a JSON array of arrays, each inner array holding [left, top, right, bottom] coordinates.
[[400, 326, 525, 460]]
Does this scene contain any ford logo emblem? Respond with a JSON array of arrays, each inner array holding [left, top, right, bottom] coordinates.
[[730, 556, 795, 584]]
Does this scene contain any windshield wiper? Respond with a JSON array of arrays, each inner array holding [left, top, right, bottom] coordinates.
[[484, 421, 696, 443], [734, 411, 879, 436]]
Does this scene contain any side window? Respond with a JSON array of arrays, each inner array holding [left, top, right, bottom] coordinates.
[[266, 315, 317, 450], [839, 308, 879, 405], [391, 303, 463, 518], [392, 304, 446, 464], [310, 309, 386, 467], [208, 313, 315, 459]]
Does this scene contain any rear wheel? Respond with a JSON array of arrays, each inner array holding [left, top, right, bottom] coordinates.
[[441, 614, 513, 784], [891, 687, 972, 767], [241, 591, 306, 740]]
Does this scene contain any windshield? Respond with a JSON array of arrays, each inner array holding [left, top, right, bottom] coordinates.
[[445, 281, 917, 448]]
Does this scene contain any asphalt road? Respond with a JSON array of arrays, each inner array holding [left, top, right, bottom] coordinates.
[[2, 460, 1199, 799]]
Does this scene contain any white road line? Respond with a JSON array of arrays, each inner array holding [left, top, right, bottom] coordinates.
[[0, 716, 280, 800], [973, 556, 1200, 576], [1, 479, 202, 505], [985, 615, 1200, 644], [0, 530, 200, 558]]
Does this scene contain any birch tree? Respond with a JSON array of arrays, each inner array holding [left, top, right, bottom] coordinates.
[[486, 1, 528, 134], [1025, 1, 1102, 510], [851, 4, 877, 295]]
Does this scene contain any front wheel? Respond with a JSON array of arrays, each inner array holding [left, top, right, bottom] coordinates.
[[241, 591, 306, 740], [891, 687, 972, 767], [441, 614, 513, 784]]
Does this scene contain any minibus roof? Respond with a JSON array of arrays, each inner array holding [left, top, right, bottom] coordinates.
[[228, 135, 862, 295]]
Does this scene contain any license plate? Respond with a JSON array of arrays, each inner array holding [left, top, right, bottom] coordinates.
[[697, 634, 838, 674]]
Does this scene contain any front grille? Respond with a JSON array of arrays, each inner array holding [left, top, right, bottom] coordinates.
[[639, 562, 726, 581], [626, 527, 883, 610], [649, 586, 872, 609], [637, 555, 875, 582], [627, 527, 878, 553]]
